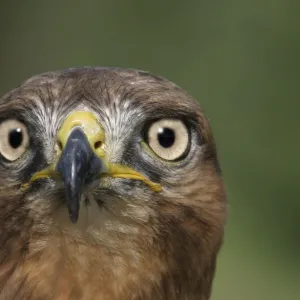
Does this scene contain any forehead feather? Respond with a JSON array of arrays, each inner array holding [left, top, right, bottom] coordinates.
[[3, 68, 198, 110], [0, 68, 212, 148]]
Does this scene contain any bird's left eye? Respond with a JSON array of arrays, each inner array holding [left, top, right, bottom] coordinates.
[[0, 119, 29, 161], [145, 119, 190, 161]]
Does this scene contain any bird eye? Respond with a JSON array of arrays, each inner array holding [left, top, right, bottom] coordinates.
[[0, 119, 29, 161], [145, 119, 189, 161]]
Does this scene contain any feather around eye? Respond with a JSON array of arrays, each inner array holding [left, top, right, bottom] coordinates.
[[144, 119, 190, 161], [0, 119, 29, 161]]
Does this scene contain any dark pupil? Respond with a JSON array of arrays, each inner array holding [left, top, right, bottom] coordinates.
[[157, 127, 175, 148], [9, 128, 23, 149]]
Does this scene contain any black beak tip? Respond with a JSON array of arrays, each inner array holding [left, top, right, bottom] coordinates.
[[69, 212, 79, 223]]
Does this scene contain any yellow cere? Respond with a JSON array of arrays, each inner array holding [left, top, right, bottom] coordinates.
[[57, 111, 105, 157], [22, 111, 162, 192]]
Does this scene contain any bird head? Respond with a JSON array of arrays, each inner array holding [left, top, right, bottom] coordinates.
[[0, 68, 226, 299]]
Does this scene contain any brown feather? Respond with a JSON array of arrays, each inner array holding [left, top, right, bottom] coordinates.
[[0, 67, 226, 300]]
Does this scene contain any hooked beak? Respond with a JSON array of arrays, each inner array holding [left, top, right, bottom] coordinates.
[[56, 128, 105, 223], [23, 111, 162, 223]]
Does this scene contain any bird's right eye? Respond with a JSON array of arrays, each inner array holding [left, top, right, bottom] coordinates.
[[0, 119, 29, 161]]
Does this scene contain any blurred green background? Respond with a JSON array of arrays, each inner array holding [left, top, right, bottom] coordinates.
[[0, 1, 299, 299]]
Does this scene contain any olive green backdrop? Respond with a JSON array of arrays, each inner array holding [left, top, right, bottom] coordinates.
[[0, 1, 299, 299]]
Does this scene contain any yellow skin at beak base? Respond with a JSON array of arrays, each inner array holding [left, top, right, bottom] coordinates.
[[57, 111, 106, 158], [22, 111, 162, 192]]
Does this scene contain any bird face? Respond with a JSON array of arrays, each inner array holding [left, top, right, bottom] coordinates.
[[0, 68, 226, 300]]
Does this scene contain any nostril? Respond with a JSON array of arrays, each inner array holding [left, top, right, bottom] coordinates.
[[94, 141, 102, 150], [56, 140, 63, 152]]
